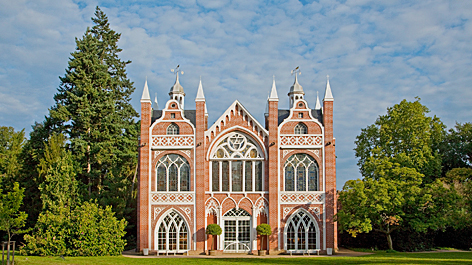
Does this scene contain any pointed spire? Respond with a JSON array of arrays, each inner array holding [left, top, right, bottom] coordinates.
[[324, 75, 334, 101], [141, 79, 151, 102], [315, 91, 321, 110], [154, 93, 159, 109], [195, 77, 205, 101], [269, 75, 278, 100]]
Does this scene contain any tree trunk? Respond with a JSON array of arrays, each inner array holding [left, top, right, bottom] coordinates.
[[387, 233, 393, 250]]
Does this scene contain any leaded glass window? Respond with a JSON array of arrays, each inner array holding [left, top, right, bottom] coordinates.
[[210, 132, 265, 192], [155, 154, 190, 192], [294, 123, 307, 134], [155, 210, 189, 251], [285, 210, 318, 251], [167, 123, 179, 135], [284, 154, 319, 192]]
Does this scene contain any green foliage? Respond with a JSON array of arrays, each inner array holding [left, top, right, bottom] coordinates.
[[205, 224, 222, 236], [23, 201, 126, 256], [23, 134, 127, 256], [354, 98, 445, 183], [0, 126, 26, 181], [337, 178, 407, 249], [48, 6, 138, 202], [440, 122, 472, 174], [19, 6, 139, 243], [206, 224, 221, 251], [256, 223, 271, 251], [37, 134, 81, 212], [0, 182, 29, 243], [340, 99, 455, 250], [256, 224, 272, 236]]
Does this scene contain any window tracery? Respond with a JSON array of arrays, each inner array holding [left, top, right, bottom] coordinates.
[[167, 123, 179, 135], [284, 154, 319, 192], [155, 210, 189, 251], [156, 154, 190, 192], [285, 210, 318, 250], [294, 123, 307, 134], [210, 132, 264, 192]]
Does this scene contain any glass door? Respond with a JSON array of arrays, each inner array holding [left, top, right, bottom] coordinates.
[[223, 208, 251, 253]]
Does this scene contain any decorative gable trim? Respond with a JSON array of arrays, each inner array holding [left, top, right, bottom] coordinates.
[[205, 100, 268, 141]]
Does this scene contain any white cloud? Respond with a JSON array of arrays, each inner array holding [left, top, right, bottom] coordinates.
[[1, 0, 472, 186]]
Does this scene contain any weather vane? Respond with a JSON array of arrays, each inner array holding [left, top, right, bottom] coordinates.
[[291, 66, 301, 76], [171, 65, 184, 76]]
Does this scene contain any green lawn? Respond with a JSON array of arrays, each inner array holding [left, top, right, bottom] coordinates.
[[10, 252, 472, 265]]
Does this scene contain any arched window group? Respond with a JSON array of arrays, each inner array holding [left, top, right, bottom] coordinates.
[[284, 154, 319, 191], [294, 123, 307, 134], [156, 154, 190, 191], [156, 210, 188, 251], [167, 123, 179, 135], [285, 210, 318, 250], [210, 132, 264, 192]]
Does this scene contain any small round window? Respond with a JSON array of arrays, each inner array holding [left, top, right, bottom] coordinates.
[[298, 103, 304, 107], [171, 103, 176, 108]]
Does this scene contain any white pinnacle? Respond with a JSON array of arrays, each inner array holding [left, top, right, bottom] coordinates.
[[269, 75, 278, 100], [315, 91, 321, 110], [141, 79, 151, 102], [196, 77, 205, 101], [324, 75, 334, 101], [154, 93, 159, 109]]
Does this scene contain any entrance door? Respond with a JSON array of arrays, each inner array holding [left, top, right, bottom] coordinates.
[[222, 208, 251, 253]]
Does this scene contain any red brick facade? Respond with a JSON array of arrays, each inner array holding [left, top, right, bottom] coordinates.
[[138, 76, 337, 255]]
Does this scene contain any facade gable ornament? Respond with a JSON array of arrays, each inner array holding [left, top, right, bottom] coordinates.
[[205, 199, 219, 217], [310, 206, 320, 219], [154, 206, 164, 220], [205, 100, 268, 142], [181, 206, 192, 220], [283, 207, 294, 219], [308, 149, 320, 158], [254, 198, 269, 217]]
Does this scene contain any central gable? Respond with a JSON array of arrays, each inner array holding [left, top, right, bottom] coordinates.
[[205, 100, 268, 144]]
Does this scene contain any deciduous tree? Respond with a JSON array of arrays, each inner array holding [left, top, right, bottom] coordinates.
[[354, 98, 445, 183], [0, 182, 29, 246]]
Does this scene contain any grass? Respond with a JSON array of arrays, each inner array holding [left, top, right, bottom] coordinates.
[[10, 251, 472, 265]]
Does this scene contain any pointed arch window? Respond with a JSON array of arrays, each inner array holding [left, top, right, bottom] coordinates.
[[155, 210, 189, 251], [167, 123, 179, 135], [294, 123, 307, 134], [285, 210, 318, 251], [284, 154, 319, 191], [210, 132, 264, 192], [156, 154, 190, 192]]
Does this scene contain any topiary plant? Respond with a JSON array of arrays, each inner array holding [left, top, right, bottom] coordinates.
[[256, 224, 272, 251], [205, 224, 222, 251]]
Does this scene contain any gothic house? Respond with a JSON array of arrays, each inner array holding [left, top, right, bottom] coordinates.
[[138, 72, 337, 255]]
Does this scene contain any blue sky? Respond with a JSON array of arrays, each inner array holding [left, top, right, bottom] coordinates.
[[1, 0, 471, 187]]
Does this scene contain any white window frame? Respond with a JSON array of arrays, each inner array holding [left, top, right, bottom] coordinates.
[[155, 154, 190, 192], [283, 154, 319, 192], [284, 209, 320, 251], [154, 210, 190, 252]]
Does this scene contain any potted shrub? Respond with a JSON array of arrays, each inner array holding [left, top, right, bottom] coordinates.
[[256, 223, 272, 256], [206, 223, 222, 256]]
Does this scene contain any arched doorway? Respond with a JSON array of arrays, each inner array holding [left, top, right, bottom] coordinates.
[[222, 208, 251, 253], [155, 210, 189, 253], [284, 210, 319, 251]]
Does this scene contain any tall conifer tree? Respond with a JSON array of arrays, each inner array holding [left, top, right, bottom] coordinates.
[[25, 7, 139, 226]]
